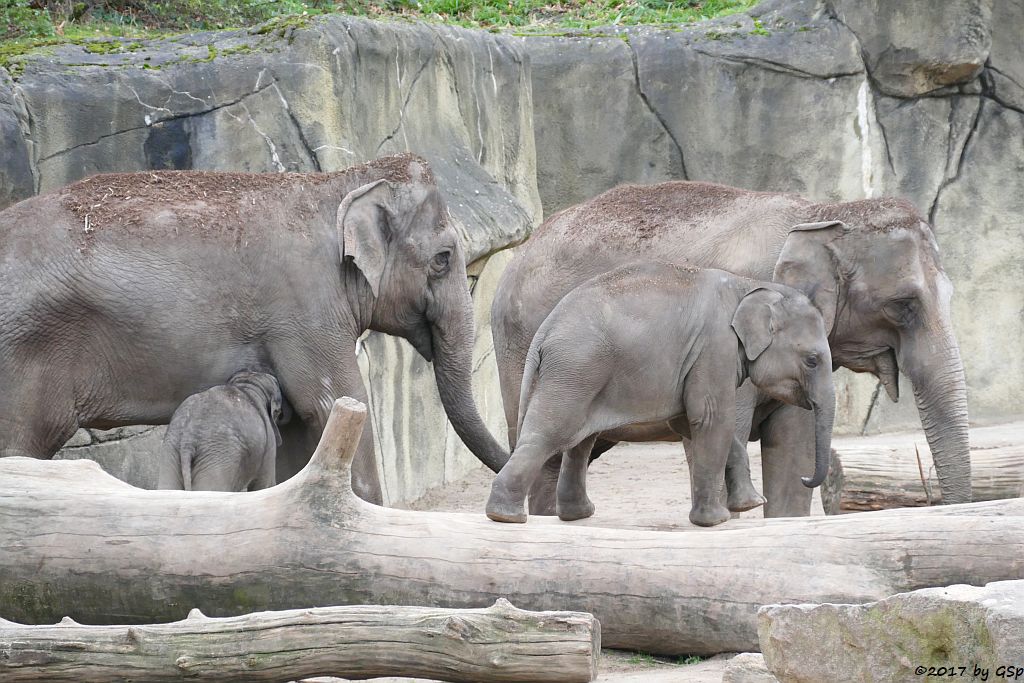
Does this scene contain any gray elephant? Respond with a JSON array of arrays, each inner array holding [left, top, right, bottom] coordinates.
[[486, 264, 835, 527], [158, 371, 284, 492], [0, 154, 509, 501], [492, 183, 970, 517]]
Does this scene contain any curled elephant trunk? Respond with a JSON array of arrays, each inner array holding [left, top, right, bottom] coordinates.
[[802, 366, 835, 488], [430, 284, 510, 474], [901, 324, 971, 504]]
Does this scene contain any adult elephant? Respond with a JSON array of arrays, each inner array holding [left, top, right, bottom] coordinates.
[[0, 153, 509, 503], [491, 181, 970, 516]]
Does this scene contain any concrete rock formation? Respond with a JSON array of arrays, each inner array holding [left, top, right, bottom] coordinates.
[[758, 581, 1024, 683]]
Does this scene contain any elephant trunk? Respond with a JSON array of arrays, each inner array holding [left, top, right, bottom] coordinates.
[[802, 365, 835, 488], [901, 324, 971, 504], [430, 278, 510, 474]]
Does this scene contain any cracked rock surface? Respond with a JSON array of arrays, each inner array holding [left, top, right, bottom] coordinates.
[[0, 17, 540, 503], [759, 581, 1024, 683]]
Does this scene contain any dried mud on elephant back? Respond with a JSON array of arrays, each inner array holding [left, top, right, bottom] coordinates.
[[60, 152, 437, 249]]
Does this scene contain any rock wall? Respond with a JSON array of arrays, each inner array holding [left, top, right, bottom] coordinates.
[[522, 0, 1023, 436], [0, 16, 540, 504]]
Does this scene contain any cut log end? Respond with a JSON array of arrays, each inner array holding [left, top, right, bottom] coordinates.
[[303, 397, 367, 477]]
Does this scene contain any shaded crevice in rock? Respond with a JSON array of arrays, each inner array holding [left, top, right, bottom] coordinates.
[[35, 78, 281, 166], [982, 64, 1024, 117], [928, 97, 983, 226], [627, 42, 688, 181], [376, 53, 435, 155], [688, 46, 862, 81], [268, 80, 322, 171]]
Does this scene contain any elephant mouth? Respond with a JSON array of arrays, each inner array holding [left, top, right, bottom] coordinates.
[[832, 345, 901, 402], [407, 327, 435, 362]]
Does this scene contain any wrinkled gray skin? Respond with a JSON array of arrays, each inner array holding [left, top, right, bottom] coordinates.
[[487, 264, 835, 526], [492, 182, 970, 517], [158, 371, 284, 492], [0, 154, 509, 502]]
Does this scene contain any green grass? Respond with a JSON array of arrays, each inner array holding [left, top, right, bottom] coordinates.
[[2, 0, 760, 45]]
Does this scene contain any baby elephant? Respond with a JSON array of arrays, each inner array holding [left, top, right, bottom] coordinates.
[[158, 371, 284, 492], [486, 263, 835, 527]]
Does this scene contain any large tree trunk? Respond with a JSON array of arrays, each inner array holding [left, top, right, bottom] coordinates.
[[0, 600, 598, 683], [822, 423, 1024, 514], [2, 398, 1024, 656]]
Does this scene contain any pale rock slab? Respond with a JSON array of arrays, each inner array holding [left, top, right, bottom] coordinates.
[[759, 581, 1024, 683]]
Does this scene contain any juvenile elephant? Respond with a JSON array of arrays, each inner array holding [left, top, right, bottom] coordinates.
[[158, 371, 283, 492], [492, 182, 970, 517], [486, 264, 835, 527], [0, 154, 509, 501]]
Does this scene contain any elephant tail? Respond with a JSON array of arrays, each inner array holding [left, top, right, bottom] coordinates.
[[516, 330, 545, 442], [180, 443, 194, 491]]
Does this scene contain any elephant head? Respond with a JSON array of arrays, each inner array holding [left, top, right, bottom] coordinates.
[[336, 160, 508, 473], [231, 370, 284, 447], [732, 286, 835, 488], [773, 198, 970, 503]]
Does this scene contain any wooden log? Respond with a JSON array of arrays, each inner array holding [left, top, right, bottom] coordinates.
[[0, 599, 599, 683], [2, 398, 1024, 656], [822, 423, 1024, 513]]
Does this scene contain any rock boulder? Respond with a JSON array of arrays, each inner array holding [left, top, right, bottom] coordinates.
[[759, 581, 1024, 683]]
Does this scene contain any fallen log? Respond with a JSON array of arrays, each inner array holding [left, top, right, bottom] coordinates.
[[2, 398, 1024, 656], [822, 424, 1024, 513], [0, 599, 599, 683]]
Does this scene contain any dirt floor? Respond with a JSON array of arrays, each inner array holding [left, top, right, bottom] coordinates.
[[403, 440, 826, 529]]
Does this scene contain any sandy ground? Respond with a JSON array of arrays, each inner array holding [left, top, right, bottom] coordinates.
[[403, 440, 826, 529]]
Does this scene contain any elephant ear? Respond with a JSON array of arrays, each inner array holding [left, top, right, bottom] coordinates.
[[772, 220, 847, 332], [732, 287, 784, 361], [337, 180, 394, 298], [266, 382, 284, 447]]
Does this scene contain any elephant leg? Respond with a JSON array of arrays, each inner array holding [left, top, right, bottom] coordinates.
[[0, 365, 79, 459], [271, 348, 383, 505], [556, 435, 598, 521], [684, 381, 734, 528], [724, 382, 763, 512], [527, 454, 561, 516], [487, 439, 559, 523], [725, 436, 765, 512], [529, 437, 616, 515], [760, 403, 815, 517]]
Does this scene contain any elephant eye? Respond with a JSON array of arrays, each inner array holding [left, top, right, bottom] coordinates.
[[804, 354, 819, 369], [882, 297, 919, 326], [431, 250, 451, 274]]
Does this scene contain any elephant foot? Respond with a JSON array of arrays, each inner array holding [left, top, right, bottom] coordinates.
[[556, 497, 596, 522], [486, 483, 528, 524], [727, 486, 766, 513], [689, 502, 732, 527]]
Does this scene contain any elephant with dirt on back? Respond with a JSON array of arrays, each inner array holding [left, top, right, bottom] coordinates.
[[491, 181, 970, 517], [486, 263, 835, 527], [0, 154, 509, 501], [158, 370, 284, 492]]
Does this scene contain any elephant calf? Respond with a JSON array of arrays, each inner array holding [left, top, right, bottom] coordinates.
[[486, 263, 836, 527], [158, 371, 284, 492]]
